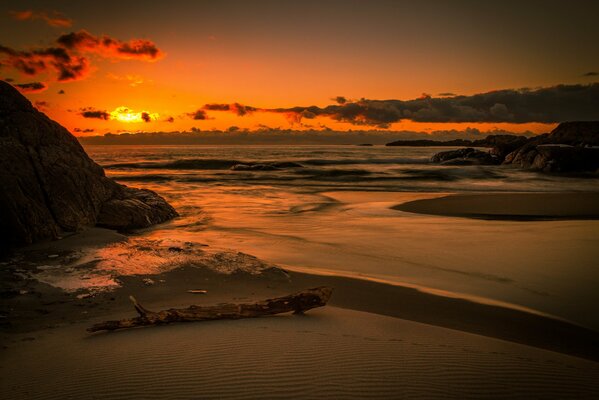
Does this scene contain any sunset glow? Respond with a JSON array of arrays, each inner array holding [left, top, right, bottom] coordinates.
[[1, 1, 597, 138], [110, 107, 159, 123]]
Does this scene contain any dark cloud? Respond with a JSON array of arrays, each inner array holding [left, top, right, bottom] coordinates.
[[333, 96, 347, 104], [58, 89, 65, 94], [0, 30, 162, 85], [57, 30, 163, 61], [438, 92, 456, 97], [10, 10, 72, 28], [188, 110, 208, 120], [0, 44, 91, 82], [79, 107, 110, 120], [141, 112, 151, 123], [583, 71, 598, 77], [13, 81, 47, 93], [74, 128, 95, 133], [211, 83, 599, 126], [165, 116, 175, 123], [4, 77, 14, 82], [203, 103, 257, 116]]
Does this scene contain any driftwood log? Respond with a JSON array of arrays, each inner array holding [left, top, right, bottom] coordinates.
[[88, 286, 333, 332]]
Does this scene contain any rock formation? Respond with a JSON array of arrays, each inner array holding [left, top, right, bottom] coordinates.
[[430, 148, 500, 165], [426, 122, 598, 173], [0, 81, 177, 250], [503, 122, 599, 172]]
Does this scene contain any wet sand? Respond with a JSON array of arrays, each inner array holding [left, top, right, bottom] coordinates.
[[393, 192, 599, 220], [2, 227, 599, 398], [3, 274, 599, 399]]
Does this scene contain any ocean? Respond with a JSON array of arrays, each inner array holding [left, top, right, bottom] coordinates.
[[84, 144, 599, 329]]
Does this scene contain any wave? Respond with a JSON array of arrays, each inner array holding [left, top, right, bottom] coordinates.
[[301, 157, 429, 166], [104, 157, 429, 171], [110, 166, 512, 186], [105, 159, 244, 170]]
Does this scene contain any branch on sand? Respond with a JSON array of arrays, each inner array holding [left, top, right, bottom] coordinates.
[[88, 286, 333, 332]]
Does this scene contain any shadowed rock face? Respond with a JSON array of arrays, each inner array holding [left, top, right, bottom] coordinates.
[[431, 148, 500, 165], [503, 122, 599, 172], [428, 122, 598, 173], [0, 81, 177, 250]]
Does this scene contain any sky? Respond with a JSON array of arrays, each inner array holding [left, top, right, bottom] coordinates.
[[1, 0, 598, 137]]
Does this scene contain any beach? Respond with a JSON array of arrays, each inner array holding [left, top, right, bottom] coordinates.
[[2, 185, 599, 398], [2, 2, 598, 397]]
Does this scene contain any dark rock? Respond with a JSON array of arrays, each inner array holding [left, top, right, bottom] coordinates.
[[473, 135, 530, 159], [431, 148, 500, 165], [96, 187, 178, 231], [0, 80, 177, 250], [505, 145, 599, 172], [504, 122, 599, 172], [539, 121, 599, 146]]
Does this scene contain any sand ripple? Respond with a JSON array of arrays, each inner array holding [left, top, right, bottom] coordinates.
[[2, 307, 598, 399]]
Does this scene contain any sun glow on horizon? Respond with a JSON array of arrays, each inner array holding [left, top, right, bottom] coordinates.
[[110, 106, 159, 123]]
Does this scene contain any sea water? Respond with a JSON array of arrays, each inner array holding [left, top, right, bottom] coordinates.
[[84, 144, 599, 329]]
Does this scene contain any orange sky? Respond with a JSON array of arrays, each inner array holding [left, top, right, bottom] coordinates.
[[1, 1, 597, 136]]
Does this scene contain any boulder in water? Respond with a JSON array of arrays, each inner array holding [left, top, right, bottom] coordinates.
[[431, 148, 499, 165]]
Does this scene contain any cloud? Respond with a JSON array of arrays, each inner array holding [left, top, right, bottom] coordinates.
[[74, 128, 95, 133], [80, 107, 110, 120], [203, 103, 257, 116], [13, 81, 47, 93], [583, 71, 598, 77], [188, 109, 209, 120], [205, 83, 599, 126], [438, 92, 456, 97], [0, 44, 91, 82], [58, 89, 65, 94], [57, 30, 163, 61], [10, 10, 72, 28], [333, 96, 347, 104], [165, 116, 175, 123], [0, 30, 163, 85]]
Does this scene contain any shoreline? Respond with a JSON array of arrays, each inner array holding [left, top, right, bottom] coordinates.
[[2, 215, 599, 398], [3, 241, 599, 362], [3, 188, 599, 361]]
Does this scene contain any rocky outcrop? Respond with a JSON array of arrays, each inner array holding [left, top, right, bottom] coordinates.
[[503, 122, 599, 172], [431, 148, 500, 165], [477, 135, 530, 159], [386, 134, 529, 150], [537, 121, 599, 146], [504, 145, 599, 172], [0, 80, 177, 250], [428, 122, 598, 173], [97, 187, 179, 231]]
